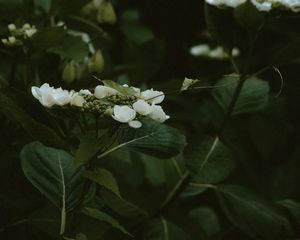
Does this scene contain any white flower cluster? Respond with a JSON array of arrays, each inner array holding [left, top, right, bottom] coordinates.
[[1, 23, 37, 47], [190, 44, 240, 59], [31, 83, 170, 129], [205, 0, 300, 12]]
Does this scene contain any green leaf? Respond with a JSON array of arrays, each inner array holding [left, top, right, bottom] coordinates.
[[0, 91, 67, 149], [234, 1, 264, 35], [48, 35, 90, 62], [143, 217, 187, 240], [100, 189, 148, 219], [32, 27, 66, 51], [116, 120, 186, 158], [212, 77, 270, 115], [188, 207, 220, 237], [82, 207, 132, 237], [277, 199, 300, 226], [102, 80, 136, 96], [204, 3, 234, 49], [84, 168, 121, 197], [20, 142, 84, 210], [184, 136, 234, 183], [74, 133, 104, 168], [215, 185, 294, 239]]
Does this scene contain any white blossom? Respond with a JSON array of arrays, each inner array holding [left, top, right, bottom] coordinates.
[[31, 83, 73, 108], [24, 29, 37, 38], [190, 44, 210, 56], [79, 89, 92, 95], [205, 0, 246, 8], [148, 105, 170, 123], [70, 93, 85, 107], [8, 24, 16, 31], [112, 105, 136, 123], [128, 120, 142, 128], [94, 85, 118, 98], [133, 100, 152, 116], [141, 89, 165, 105], [282, 0, 300, 11], [251, 0, 273, 11]]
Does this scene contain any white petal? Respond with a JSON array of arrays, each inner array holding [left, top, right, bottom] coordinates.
[[71, 94, 85, 107], [79, 89, 92, 95], [148, 105, 170, 123], [112, 105, 136, 123], [94, 85, 118, 99], [141, 89, 165, 104], [128, 120, 142, 128], [133, 99, 152, 115]]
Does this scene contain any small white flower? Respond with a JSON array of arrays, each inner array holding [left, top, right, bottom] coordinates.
[[79, 89, 92, 95], [52, 88, 73, 106], [94, 85, 118, 99], [1, 39, 8, 44], [133, 99, 152, 116], [31, 83, 56, 108], [209, 46, 228, 59], [132, 87, 141, 97], [8, 24, 16, 31], [232, 48, 240, 57], [8, 36, 16, 44], [148, 105, 170, 123], [282, 0, 300, 12], [70, 93, 85, 107], [190, 44, 210, 56], [22, 23, 31, 29], [25, 29, 37, 38], [112, 105, 136, 123], [128, 120, 142, 128], [141, 89, 165, 105], [251, 0, 272, 11], [205, 0, 246, 7]]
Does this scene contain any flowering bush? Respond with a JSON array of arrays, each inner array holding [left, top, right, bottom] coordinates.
[[0, 0, 300, 240]]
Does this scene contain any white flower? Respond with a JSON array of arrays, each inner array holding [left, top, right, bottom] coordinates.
[[133, 100, 152, 115], [24, 29, 37, 38], [190, 44, 210, 56], [70, 93, 85, 107], [141, 89, 165, 104], [31, 83, 56, 108], [8, 24, 16, 31], [148, 105, 170, 123], [94, 85, 118, 99], [205, 0, 246, 7], [128, 120, 142, 128], [8, 36, 16, 44], [1, 39, 8, 44], [112, 105, 136, 123], [31, 83, 73, 108], [79, 89, 92, 95], [209, 46, 228, 59], [232, 47, 240, 57], [251, 0, 273, 11], [282, 0, 300, 11]]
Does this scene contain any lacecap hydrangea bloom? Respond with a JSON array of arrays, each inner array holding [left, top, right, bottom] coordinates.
[[31, 82, 170, 128]]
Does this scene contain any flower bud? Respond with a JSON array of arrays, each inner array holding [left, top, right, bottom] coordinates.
[[62, 61, 77, 84], [8, 24, 16, 31], [88, 49, 104, 73], [97, 1, 117, 24]]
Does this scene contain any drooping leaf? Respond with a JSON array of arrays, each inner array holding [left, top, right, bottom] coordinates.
[[116, 120, 186, 158], [20, 142, 85, 210], [184, 136, 235, 183], [82, 207, 132, 237], [0, 91, 67, 149], [215, 185, 294, 239], [188, 207, 220, 237], [212, 77, 270, 115], [277, 199, 300, 226], [100, 189, 148, 219], [84, 168, 121, 197], [143, 217, 187, 240]]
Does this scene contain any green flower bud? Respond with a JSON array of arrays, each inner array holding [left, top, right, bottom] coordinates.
[[97, 1, 117, 24], [88, 49, 105, 73], [62, 61, 77, 84]]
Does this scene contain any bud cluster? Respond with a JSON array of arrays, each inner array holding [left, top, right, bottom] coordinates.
[[1, 23, 37, 47], [31, 81, 170, 129]]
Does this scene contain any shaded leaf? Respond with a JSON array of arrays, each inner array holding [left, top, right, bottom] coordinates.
[[277, 199, 300, 226], [212, 77, 270, 115], [84, 168, 120, 197], [82, 207, 132, 237], [184, 136, 234, 183], [117, 120, 186, 158], [215, 185, 294, 239]]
